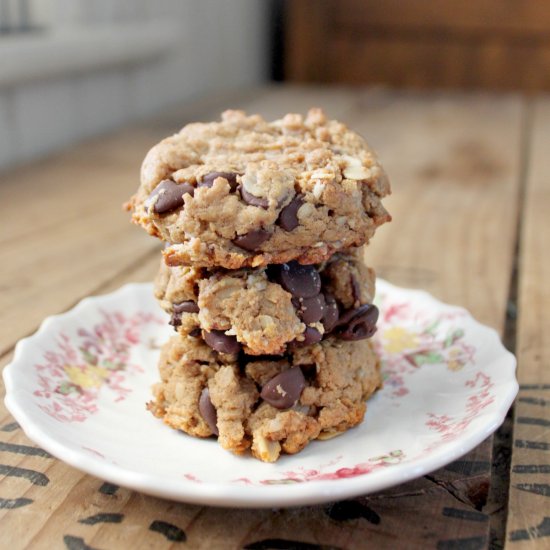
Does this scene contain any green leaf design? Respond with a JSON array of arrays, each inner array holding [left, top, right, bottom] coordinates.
[[57, 381, 77, 395], [423, 320, 440, 336], [413, 351, 444, 366], [371, 450, 404, 464], [262, 479, 301, 485], [80, 348, 98, 365], [443, 328, 465, 347], [102, 360, 125, 371]]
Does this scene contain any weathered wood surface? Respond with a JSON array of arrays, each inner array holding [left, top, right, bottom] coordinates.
[[0, 87, 531, 549], [505, 100, 550, 547]]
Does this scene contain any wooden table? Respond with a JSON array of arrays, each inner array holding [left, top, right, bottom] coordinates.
[[0, 87, 548, 549]]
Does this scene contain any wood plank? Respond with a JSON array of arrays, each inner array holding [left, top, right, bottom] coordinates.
[[0, 130, 163, 354], [358, 90, 522, 331], [0, 88, 524, 548], [284, 0, 330, 82], [334, 0, 550, 36], [324, 37, 550, 91], [505, 99, 550, 547], [285, 1, 550, 90]]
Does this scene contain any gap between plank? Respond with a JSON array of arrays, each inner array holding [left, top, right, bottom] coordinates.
[[488, 98, 534, 549]]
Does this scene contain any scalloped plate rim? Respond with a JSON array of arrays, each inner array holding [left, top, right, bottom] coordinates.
[[2, 281, 518, 508]]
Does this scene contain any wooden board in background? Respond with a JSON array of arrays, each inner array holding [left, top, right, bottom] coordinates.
[[285, 0, 550, 91]]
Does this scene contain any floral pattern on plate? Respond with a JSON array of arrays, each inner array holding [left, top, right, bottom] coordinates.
[[374, 295, 476, 399], [33, 311, 163, 422]]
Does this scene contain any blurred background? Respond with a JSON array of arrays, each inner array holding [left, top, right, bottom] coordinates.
[[0, 0, 548, 172]]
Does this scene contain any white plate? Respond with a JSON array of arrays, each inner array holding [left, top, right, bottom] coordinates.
[[3, 281, 517, 508]]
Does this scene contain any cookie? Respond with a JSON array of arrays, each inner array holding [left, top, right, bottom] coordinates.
[[154, 249, 377, 356], [126, 109, 391, 269], [148, 333, 382, 462]]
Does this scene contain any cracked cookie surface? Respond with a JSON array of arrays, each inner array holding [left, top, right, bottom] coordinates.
[[127, 109, 391, 269], [148, 333, 382, 462]]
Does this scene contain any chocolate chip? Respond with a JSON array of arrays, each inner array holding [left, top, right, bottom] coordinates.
[[336, 304, 379, 341], [336, 303, 374, 328], [203, 329, 241, 354], [199, 388, 218, 435], [277, 261, 321, 299], [260, 367, 306, 409], [147, 180, 194, 214], [321, 292, 339, 332], [294, 293, 326, 324], [301, 326, 323, 345], [169, 301, 199, 328], [198, 172, 239, 191], [240, 186, 269, 209], [232, 229, 271, 251], [173, 300, 199, 314], [169, 313, 181, 329], [277, 195, 304, 231], [189, 328, 201, 337]]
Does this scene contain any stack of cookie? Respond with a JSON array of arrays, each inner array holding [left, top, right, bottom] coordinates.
[[126, 109, 391, 462]]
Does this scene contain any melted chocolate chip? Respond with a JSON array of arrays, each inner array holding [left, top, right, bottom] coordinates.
[[189, 328, 201, 337], [147, 180, 194, 214], [173, 301, 199, 314], [199, 388, 218, 435], [169, 314, 180, 328], [240, 186, 269, 209], [321, 292, 339, 332], [260, 367, 306, 409], [336, 304, 379, 341], [232, 229, 271, 251], [169, 301, 199, 329], [198, 172, 239, 191], [294, 294, 326, 324], [336, 304, 373, 328], [277, 195, 304, 231], [169, 314, 181, 329], [203, 329, 241, 354], [301, 326, 323, 345], [278, 261, 322, 299]]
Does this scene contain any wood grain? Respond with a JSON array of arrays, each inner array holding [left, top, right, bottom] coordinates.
[[284, 0, 550, 90], [0, 87, 525, 548], [333, 0, 550, 35], [505, 99, 550, 547], [357, 90, 523, 331]]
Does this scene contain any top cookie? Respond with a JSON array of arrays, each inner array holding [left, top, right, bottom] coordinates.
[[127, 109, 391, 269]]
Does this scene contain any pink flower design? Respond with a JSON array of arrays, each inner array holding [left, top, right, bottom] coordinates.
[[183, 473, 201, 483], [234, 477, 253, 485], [33, 310, 163, 423], [259, 451, 405, 484], [82, 446, 105, 459], [424, 372, 495, 452]]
